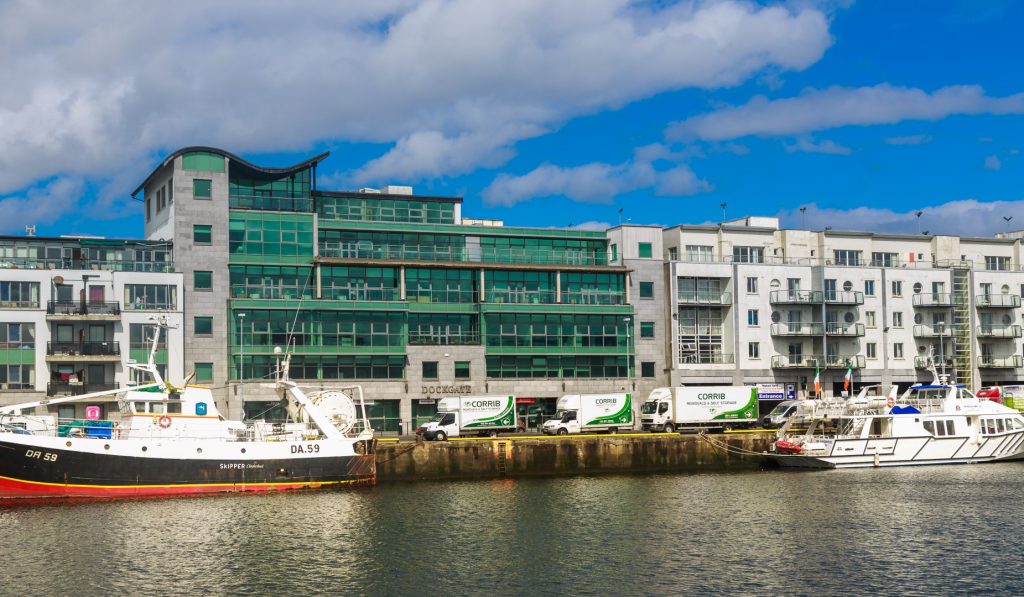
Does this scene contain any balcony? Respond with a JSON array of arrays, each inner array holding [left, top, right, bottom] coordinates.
[[913, 324, 952, 338], [562, 290, 627, 306], [46, 301, 121, 317], [485, 289, 556, 305], [825, 323, 865, 337], [46, 341, 120, 357], [677, 291, 731, 306], [912, 294, 954, 307], [977, 325, 1022, 338], [769, 290, 822, 304], [47, 381, 118, 396], [976, 294, 1021, 308], [771, 354, 865, 368], [914, 356, 955, 369], [770, 323, 823, 336], [824, 291, 864, 306], [679, 352, 735, 365], [318, 243, 609, 267], [408, 332, 481, 346], [978, 355, 1024, 368]]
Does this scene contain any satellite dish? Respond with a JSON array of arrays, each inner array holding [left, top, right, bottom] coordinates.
[[53, 275, 64, 285]]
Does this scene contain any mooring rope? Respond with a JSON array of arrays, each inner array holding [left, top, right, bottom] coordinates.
[[698, 431, 769, 457]]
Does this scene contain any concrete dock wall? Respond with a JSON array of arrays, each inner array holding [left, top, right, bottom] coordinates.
[[376, 433, 774, 482]]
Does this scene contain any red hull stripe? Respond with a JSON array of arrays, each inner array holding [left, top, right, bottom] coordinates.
[[0, 474, 373, 498]]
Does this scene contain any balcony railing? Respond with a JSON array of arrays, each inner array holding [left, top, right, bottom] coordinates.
[[771, 354, 865, 369], [976, 294, 1022, 308], [912, 294, 954, 307], [125, 301, 177, 311], [229, 194, 314, 213], [407, 289, 477, 304], [824, 291, 864, 305], [561, 290, 627, 306], [913, 324, 952, 338], [978, 355, 1024, 368], [319, 243, 609, 267], [0, 299, 40, 309], [47, 341, 120, 356], [977, 325, 1022, 338], [679, 352, 734, 365], [47, 382, 118, 396], [321, 287, 398, 302], [770, 323, 823, 336], [408, 332, 481, 346], [769, 290, 822, 304], [46, 301, 121, 316], [825, 323, 865, 336], [0, 257, 172, 273], [914, 356, 955, 369], [485, 290, 556, 305], [677, 291, 731, 305]]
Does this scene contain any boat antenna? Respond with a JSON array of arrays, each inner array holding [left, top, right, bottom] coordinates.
[[283, 269, 315, 358]]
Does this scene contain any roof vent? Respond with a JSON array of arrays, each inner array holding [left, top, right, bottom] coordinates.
[[382, 185, 413, 196], [359, 188, 381, 194]]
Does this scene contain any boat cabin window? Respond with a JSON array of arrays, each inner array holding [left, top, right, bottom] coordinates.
[[1013, 418, 1024, 430], [997, 419, 1006, 433], [132, 401, 166, 414], [869, 418, 891, 437], [923, 420, 934, 434], [167, 402, 182, 414], [924, 420, 955, 436]]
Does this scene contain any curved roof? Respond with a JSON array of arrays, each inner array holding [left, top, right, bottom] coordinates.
[[131, 146, 330, 197]]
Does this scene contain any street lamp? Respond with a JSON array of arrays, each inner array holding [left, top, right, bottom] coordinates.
[[623, 316, 633, 391], [238, 313, 246, 382]]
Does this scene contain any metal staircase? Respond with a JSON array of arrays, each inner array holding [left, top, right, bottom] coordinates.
[[951, 266, 973, 388]]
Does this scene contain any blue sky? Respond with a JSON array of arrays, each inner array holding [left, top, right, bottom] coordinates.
[[1, 1, 1022, 238]]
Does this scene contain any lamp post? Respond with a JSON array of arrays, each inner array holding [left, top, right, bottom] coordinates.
[[623, 316, 633, 392], [238, 313, 246, 382]]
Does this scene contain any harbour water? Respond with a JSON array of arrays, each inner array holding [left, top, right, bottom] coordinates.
[[4, 465, 1023, 595]]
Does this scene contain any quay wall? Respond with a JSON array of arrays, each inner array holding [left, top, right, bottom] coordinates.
[[376, 433, 774, 482]]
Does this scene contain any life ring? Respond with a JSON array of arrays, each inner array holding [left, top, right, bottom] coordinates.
[[158, 415, 172, 429], [886, 397, 895, 409]]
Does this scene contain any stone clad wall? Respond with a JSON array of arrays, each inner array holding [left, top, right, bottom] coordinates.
[[376, 434, 773, 481]]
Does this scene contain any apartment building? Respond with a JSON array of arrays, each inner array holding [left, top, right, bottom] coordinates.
[[0, 236, 184, 416]]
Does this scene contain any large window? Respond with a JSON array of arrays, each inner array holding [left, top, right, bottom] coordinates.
[[871, 252, 899, 267], [478, 236, 608, 266], [0, 281, 39, 308], [0, 364, 34, 389], [125, 284, 177, 310], [238, 354, 404, 381], [230, 169, 311, 212], [229, 213, 314, 261], [182, 151, 226, 172], [237, 310, 405, 350], [732, 246, 765, 264], [562, 272, 626, 305], [318, 229, 464, 261], [833, 250, 862, 266], [985, 256, 1009, 271], [409, 314, 479, 345], [0, 323, 34, 349], [486, 271, 555, 304], [230, 265, 314, 300], [685, 245, 714, 263], [317, 195, 455, 224], [321, 266, 398, 301], [486, 355, 630, 379], [678, 308, 726, 364], [406, 268, 476, 303], [678, 277, 725, 304], [484, 313, 631, 350]]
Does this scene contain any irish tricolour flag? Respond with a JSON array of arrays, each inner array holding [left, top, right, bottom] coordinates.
[[813, 364, 821, 396], [843, 362, 853, 392]]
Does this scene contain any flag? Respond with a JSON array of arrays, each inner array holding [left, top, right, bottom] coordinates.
[[813, 364, 821, 396], [843, 363, 853, 391]]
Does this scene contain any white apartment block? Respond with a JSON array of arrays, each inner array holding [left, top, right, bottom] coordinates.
[[651, 217, 1024, 396], [0, 237, 183, 418]]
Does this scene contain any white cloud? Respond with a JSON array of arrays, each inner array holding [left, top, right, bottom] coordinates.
[[668, 84, 1024, 141], [0, 177, 84, 233], [567, 221, 613, 231], [779, 199, 1024, 237], [984, 155, 1002, 171], [0, 0, 833, 194], [784, 137, 851, 155], [482, 159, 711, 207], [884, 134, 933, 145]]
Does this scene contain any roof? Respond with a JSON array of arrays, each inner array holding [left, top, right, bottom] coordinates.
[[131, 146, 330, 197]]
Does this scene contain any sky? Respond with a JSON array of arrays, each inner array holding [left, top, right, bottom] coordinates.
[[0, 0, 1022, 239]]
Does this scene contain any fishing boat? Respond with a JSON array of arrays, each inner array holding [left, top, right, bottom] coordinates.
[[0, 319, 376, 498], [765, 362, 1024, 469]]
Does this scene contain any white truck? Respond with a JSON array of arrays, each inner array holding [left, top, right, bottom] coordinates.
[[640, 386, 758, 432], [418, 395, 517, 441], [541, 393, 634, 435]]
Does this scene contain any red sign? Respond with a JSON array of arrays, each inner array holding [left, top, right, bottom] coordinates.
[[515, 398, 536, 404]]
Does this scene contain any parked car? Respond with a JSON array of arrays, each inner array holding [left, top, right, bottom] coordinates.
[[760, 400, 798, 429]]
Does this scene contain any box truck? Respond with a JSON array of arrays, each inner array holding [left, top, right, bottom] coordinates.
[[541, 393, 634, 435], [640, 386, 758, 432], [418, 395, 517, 441]]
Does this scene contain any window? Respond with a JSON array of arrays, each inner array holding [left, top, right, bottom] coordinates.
[[746, 277, 758, 294], [454, 361, 470, 380], [985, 256, 1009, 271], [194, 362, 213, 383], [638, 242, 653, 259], [748, 342, 760, 359], [866, 343, 877, 359], [639, 282, 654, 299], [641, 361, 656, 378], [194, 271, 213, 290], [182, 151, 226, 172], [194, 316, 213, 336], [891, 280, 903, 297], [865, 311, 876, 328], [864, 280, 875, 296], [125, 284, 177, 310], [668, 247, 678, 261], [893, 312, 903, 328], [0, 281, 40, 308], [893, 343, 904, 359], [610, 244, 617, 262], [193, 179, 213, 199], [422, 361, 438, 380], [685, 245, 714, 263], [747, 310, 759, 326], [833, 250, 861, 266], [871, 252, 899, 267], [194, 224, 212, 245], [733, 246, 765, 264], [640, 321, 655, 338]]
